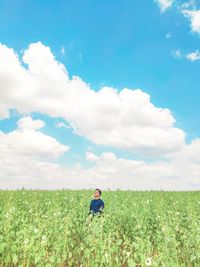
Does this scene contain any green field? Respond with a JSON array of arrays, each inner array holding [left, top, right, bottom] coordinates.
[[0, 190, 200, 267]]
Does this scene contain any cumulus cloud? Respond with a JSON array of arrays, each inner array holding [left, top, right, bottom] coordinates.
[[17, 116, 45, 130], [83, 147, 200, 190], [181, 9, 200, 34], [154, 0, 174, 12], [0, 141, 199, 190], [186, 50, 200, 61], [85, 152, 99, 161], [0, 116, 69, 161], [0, 117, 199, 191], [0, 42, 185, 157]]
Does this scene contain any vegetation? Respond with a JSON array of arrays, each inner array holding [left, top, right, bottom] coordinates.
[[0, 189, 199, 266]]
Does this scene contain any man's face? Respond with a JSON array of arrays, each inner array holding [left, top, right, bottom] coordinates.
[[94, 190, 100, 198]]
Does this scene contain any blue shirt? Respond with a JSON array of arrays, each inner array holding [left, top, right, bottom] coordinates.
[[89, 198, 104, 214]]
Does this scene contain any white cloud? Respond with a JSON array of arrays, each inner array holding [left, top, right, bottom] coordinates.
[[0, 42, 186, 157], [0, 118, 199, 191], [172, 48, 200, 61], [181, 9, 200, 34], [154, 0, 174, 12], [82, 146, 200, 190], [171, 49, 182, 58], [0, 105, 10, 119], [61, 46, 65, 55], [0, 116, 69, 161], [55, 121, 69, 129], [17, 116, 45, 130], [0, 140, 200, 190], [155, 0, 199, 37], [154, 0, 200, 41], [186, 50, 200, 61], [180, 0, 196, 10], [85, 152, 99, 161]]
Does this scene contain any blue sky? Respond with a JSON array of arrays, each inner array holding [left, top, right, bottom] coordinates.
[[1, 0, 200, 136], [0, 0, 200, 190]]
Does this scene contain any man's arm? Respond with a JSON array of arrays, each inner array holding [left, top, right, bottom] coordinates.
[[99, 200, 104, 213]]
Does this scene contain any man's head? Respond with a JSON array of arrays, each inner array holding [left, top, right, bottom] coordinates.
[[94, 188, 102, 198]]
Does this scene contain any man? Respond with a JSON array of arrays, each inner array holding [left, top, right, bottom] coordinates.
[[88, 188, 104, 217]]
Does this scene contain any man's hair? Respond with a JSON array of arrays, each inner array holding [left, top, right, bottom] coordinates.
[[95, 188, 102, 195]]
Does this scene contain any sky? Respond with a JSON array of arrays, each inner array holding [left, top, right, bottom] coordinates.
[[0, 0, 200, 190]]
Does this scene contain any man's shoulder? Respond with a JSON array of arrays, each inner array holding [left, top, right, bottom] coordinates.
[[91, 198, 104, 203]]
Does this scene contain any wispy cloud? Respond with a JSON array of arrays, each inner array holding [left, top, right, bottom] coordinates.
[[61, 46, 65, 55], [180, 0, 196, 10], [155, 0, 200, 36], [77, 52, 82, 60], [186, 50, 200, 61], [171, 49, 182, 58], [55, 121, 70, 129], [154, 0, 174, 12], [172, 48, 200, 61]]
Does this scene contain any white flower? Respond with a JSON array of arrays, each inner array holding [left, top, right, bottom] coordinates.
[[105, 252, 109, 258], [34, 228, 38, 234], [126, 252, 131, 257], [145, 257, 153, 266], [41, 235, 47, 245], [42, 235, 46, 240], [24, 239, 29, 245]]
